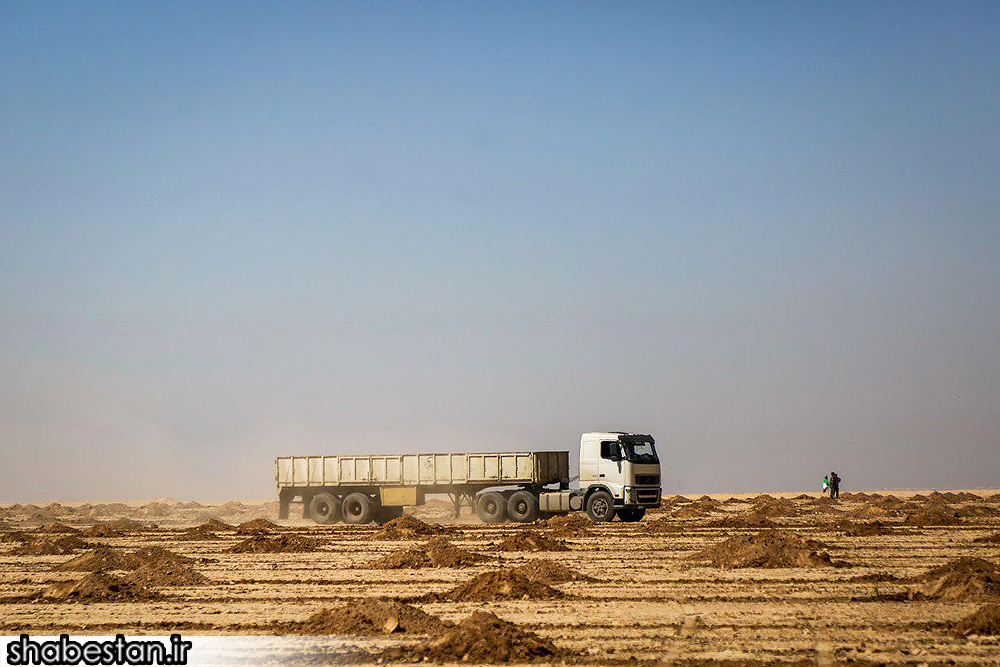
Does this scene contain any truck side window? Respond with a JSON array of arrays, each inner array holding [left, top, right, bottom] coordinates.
[[600, 441, 619, 460]]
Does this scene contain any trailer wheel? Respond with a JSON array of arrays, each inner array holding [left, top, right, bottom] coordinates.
[[585, 490, 615, 522], [308, 493, 342, 525], [342, 493, 376, 525], [616, 507, 646, 522], [507, 490, 539, 523], [476, 491, 507, 523]]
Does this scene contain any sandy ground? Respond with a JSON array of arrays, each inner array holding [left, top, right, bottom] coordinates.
[[2, 490, 999, 666]]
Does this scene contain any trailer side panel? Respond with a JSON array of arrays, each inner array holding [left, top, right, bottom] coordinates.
[[275, 451, 568, 489]]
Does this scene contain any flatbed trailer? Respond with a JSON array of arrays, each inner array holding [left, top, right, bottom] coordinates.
[[276, 451, 569, 522]]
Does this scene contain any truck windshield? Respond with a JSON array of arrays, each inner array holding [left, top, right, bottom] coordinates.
[[623, 441, 658, 464]]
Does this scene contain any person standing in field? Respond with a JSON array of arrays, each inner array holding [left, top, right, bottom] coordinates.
[[822, 474, 829, 496], [829, 471, 841, 500]]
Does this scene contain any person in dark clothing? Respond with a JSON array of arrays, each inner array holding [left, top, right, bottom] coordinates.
[[829, 471, 841, 499]]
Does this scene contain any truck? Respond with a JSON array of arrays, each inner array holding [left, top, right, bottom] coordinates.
[[275, 432, 661, 525]]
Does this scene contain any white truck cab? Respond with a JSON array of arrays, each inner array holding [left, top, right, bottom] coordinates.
[[576, 432, 661, 521]]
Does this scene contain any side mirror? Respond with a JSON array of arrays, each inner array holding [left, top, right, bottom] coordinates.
[[609, 453, 621, 462]]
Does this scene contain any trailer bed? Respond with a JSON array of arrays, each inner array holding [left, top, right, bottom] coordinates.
[[275, 451, 569, 489]]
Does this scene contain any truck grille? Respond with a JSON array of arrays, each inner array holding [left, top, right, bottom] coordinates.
[[635, 475, 659, 485], [636, 488, 660, 504]]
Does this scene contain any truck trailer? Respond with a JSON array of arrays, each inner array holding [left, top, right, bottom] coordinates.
[[275, 431, 661, 524]]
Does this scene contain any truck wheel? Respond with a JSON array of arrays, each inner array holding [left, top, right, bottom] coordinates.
[[476, 491, 507, 523], [342, 493, 376, 525], [586, 490, 615, 522], [507, 490, 539, 523], [308, 493, 342, 524], [375, 506, 404, 524], [616, 507, 646, 522]]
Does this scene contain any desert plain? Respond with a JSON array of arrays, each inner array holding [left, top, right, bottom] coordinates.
[[2, 490, 1000, 666]]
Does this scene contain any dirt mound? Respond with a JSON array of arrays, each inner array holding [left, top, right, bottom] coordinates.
[[57, 546, 193, 571], [683, 497, 722, 512], [956, 505, 1000, 518], [709, 514, 778, 529], [425, 537, 490, 567], [512, 559, 596, 584], [953, 604, 1000, 636], [176, 519, 231, 540], [214, 501, 247, 516], [54, 535, 89, 549], [57, 547, 135, 571], [549, 523, 592, 538], [902, 508, 963, 526], [42, 573, 160, 602], [388, 611, 560, 663], [127, 562, 210, 587], [367, 547, 431, 569], [104, 518, 148, 531], [751, 498, 802, 518], [852, 505, 894, 519], [368, 538, 490, 569], [869, 498, 904, 512], [194, 518, 232, 531], [543, 514, 583, 527], [804, 498, 842, 514], [137, 502, 175, 518], [691, 529, 843, 569], [1, 530, 34, 543], [37, 523, 80, 534], [672, 504, 715, 518], [374, 516, 452, 539], [433, 570, 565, 601], [80, 525, 122, 538], [544, 514, 592, 537], [235, 518, 281, 534], [177, 526, 221, 541], [228, 534, 321, 553], [85, 503, 130, 518], [495, 531, 569, 552], [931, 491, 982, 503], [290, 599, 447, 635], [130, 546, 195, 566], [973, 533, 1000, 544], [12, 538, 81, 555], [911, 557, 1000, 600]]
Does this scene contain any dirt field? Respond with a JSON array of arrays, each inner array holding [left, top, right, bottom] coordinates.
[[2, 490, 1000, 666]]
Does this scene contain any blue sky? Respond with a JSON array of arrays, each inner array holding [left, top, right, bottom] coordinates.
[[1, 1, 998, 500]]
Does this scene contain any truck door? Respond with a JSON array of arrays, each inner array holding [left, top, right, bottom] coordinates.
[[598, 440, 626, 499], [578, 435, 600, 486]]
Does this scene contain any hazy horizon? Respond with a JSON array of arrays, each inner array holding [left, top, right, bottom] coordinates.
[[2, 2, 999, 502]]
